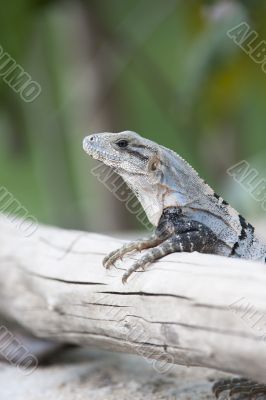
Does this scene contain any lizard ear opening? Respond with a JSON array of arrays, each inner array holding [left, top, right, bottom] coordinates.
[[149, 156, 160, 172]]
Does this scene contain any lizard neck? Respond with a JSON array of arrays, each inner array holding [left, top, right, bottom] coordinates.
[[120, 173, 164, 226]]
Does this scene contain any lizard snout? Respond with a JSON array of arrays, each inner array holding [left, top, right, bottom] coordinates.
[[83, 135, 96, 153]]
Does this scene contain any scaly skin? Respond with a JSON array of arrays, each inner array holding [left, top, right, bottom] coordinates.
[[83, 130, 266, 399], [83, 130, 266, 273]]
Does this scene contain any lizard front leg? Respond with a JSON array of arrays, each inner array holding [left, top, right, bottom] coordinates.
[[122, 220, 217, 283], [103, 234, 168, 269]]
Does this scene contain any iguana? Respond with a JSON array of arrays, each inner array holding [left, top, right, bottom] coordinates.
[[83, 130, 266, 400]]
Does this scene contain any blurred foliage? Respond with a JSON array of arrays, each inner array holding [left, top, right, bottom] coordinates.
[[1, 0, 266, 232]]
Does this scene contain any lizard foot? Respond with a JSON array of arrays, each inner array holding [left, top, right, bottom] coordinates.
[[212, 378, 266, 400], [103, 235, 163, 270], [121, 237, 178, 284], [122, 225, 217, 283]]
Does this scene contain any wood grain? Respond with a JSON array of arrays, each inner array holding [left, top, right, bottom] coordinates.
[[0, 216, 265, 382]]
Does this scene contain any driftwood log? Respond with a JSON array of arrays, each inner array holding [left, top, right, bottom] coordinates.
[[0, 215, 266, 382]]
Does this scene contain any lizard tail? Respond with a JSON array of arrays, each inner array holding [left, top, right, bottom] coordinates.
[[212, 377, 266, 399]]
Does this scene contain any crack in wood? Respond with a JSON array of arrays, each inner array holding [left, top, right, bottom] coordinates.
[[39, 236, 106, 257], [16, 263, 107, 285], [98, 291, 192, 300], [37, 329, 199, 353], [119, 314, 259, 339], [78, 302, 132, 308]]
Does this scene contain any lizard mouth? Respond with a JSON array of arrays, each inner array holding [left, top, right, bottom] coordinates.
[[83, 136, 120, 164]]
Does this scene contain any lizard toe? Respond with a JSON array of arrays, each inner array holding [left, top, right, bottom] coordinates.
[[122, 273, 129, 285], [103, 256, 115, 269]]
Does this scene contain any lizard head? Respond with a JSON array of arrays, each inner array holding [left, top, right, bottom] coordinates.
[[83, 131, 166, 225], [83, 130, 202, 225], [83, 131, 161, 178]]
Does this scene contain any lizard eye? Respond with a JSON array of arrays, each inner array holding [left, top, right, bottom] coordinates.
[[116, 139, 128, 148]]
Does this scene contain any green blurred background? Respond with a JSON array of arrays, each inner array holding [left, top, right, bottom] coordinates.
[[1, 0, 266, 234]]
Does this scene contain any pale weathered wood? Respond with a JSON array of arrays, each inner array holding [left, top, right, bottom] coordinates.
[[0, 215, 266, 383]]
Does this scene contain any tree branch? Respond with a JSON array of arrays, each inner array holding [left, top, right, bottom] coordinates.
[[0, 215, 265, 382]]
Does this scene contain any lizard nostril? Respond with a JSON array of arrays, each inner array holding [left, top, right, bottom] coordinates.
[[83, 136, 94, 152]]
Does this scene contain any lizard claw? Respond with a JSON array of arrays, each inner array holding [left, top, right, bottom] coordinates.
[[103, 250, 121, 269], [103, 258, 114, 270], [103, 244, 129, 269], [102, 256, 113, 269], [122, 273, 129, 285], [103, 262, 111, 270]]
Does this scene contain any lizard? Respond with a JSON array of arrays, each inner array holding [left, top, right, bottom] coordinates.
[[83, 130, 266, 400]]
